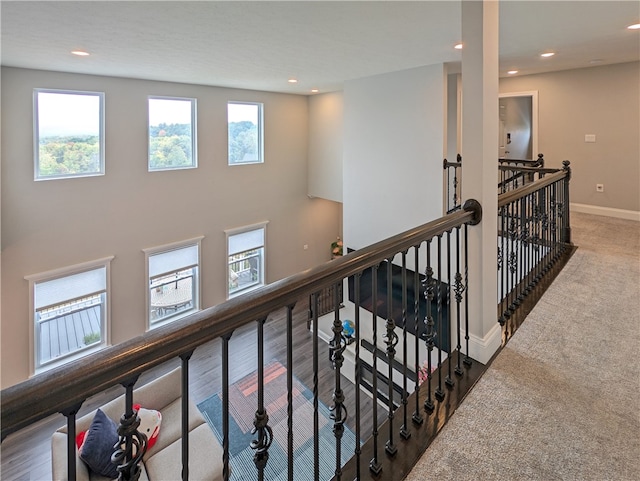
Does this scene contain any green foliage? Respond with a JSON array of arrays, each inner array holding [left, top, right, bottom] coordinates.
[[38, 135, 101, 177], [83, 332, 101, 345], [149, 123, 193, 169], [228, 121, 258, 163]]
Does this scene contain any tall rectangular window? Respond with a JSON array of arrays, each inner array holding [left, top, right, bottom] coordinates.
[[34, 89, 105, 180], [145, 238, 202, 328], [228, 102, 263, 165], [227, 223, 267, 297], [148, 96, 197, 171], [27, 258, 113, 373]]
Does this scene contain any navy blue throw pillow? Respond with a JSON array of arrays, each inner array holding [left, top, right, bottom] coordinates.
[[79, 408, 120, 479]]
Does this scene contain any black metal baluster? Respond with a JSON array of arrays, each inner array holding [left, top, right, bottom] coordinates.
[[385, 258, 398, 456], [369, 265, 382, 475], [221, 332, 233, 481], [434, 235, 445, 402], [454, 225, 465, 376], [412, 246, 424, 426], [463, 223, 472, 367], [329, 282, 347, 480], [354, 274, 362, 480], [517, 197, 526, 306], [445, 231, 454, 388], [312, 293, 320, 481], [61, 403, 83, 481], [251, 317, 273, 481], [180, 350, 194, 481], [562, 161, 572, 244], [498, 206, 504, 327], [286, 303, 295, 481], [400, 251, 411, 440], [113, 377, 145, 481], [423, 240, 436, 412]]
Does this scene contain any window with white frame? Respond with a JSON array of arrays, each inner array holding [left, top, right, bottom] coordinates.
[[145, 238, 202, 328], [227, 223, 267, 297], [148, 96, 197, 171], [227, 102, 263, 165], [27, 258, 112, 373], [34, 89, 105, 180]]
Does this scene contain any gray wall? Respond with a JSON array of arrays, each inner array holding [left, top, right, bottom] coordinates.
[[1, 67, 341, 387], [500, 61, 640, 213]]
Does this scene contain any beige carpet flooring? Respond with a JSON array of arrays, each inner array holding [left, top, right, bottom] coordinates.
[[405, 212, 640, 481]]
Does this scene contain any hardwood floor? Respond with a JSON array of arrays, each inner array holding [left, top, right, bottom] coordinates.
[[0, 301, 374, 481]]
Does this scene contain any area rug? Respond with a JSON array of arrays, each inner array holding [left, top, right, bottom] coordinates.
[[197, 360, 357, 480]]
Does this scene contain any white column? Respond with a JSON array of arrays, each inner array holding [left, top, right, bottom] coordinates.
[[461, 0, 501, 363]]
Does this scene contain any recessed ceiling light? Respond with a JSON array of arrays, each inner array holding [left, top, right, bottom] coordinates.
[[540, 52, 555, 58], [507, 70, 518, 75], [288, 78, 298, 84], [627, 23, 640, 30], [71, 50, 90, 56], [454, 43, 463, 50], [311, 89, 319, 93]]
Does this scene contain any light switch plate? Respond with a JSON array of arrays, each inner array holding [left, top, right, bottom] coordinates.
[[585, 134, 596, 143]]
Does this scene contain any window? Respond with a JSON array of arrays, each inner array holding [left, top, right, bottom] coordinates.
[[228, 102, 263, 165], [145, 238, 202, 328], [227, 223, 267, 297], [27, 257, 113, 373], [34, 89, 105, 180], [148, 96, 197, 171]]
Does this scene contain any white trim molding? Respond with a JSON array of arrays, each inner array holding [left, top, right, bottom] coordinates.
[[460, 322, 503, 365], [571, 203, 640, 222]]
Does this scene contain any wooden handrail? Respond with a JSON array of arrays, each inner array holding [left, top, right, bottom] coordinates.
[[498, 167, 569, 208], [1, 201, 481, 440]]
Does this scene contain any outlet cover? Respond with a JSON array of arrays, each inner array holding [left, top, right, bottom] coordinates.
[[585, 134, 596, 143]]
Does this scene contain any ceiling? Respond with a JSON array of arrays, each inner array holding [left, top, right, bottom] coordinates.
[[1, 1, 638, 95]]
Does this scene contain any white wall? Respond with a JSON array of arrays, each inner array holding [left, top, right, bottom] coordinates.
[[0, 67, 342, 387], [500, 61, 640, 214], [308, 91, 343, 203], [343, 64, 446, 252]]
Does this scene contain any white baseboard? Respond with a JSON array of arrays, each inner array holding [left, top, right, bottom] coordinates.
[[571, 203, 640, 221], [461, 322, 502, 365]]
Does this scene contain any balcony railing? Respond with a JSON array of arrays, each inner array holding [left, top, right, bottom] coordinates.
[[1, 165, 573, 481]]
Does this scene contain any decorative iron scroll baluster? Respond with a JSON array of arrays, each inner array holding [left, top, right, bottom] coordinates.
[[61, 403, 83, 481], [423, 240, 436, 412], [329, 282, 348, 480], [384, 258, 398, 456], [412, 246, 424, 426], [311, 293, 320, 481], [251, 317, 273, 481], [400, 251, 411, 440], [498, 205, 506, 327], [369, 265, 382, 475], [454, 225, 465, 376], [221, 332, 233, 481], [463, 223, 472, 367], [285, 303, 295, 481], [445, 231, 455, 388], [434, 235, 445, 402], [180, 350, 194, 481], [354, 274, 362, 480], [113, 377, 145, 481]]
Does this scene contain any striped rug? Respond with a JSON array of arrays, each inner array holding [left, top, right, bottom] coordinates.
[[198, 360, 358, 480]]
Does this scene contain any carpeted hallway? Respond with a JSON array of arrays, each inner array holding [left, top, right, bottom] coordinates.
[[406, 212, 640, 481]]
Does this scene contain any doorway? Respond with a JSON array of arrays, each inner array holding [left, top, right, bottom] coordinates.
[[499, 91, 538, 160]]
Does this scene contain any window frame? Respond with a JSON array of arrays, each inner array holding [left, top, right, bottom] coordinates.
[[143, 236, 203, 330], [33, 88, 105, 181], [26, 256, 113, 375], [147, 95, 198, 172], [227, 101, 264, 165], [226, 222, 268, 298]]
